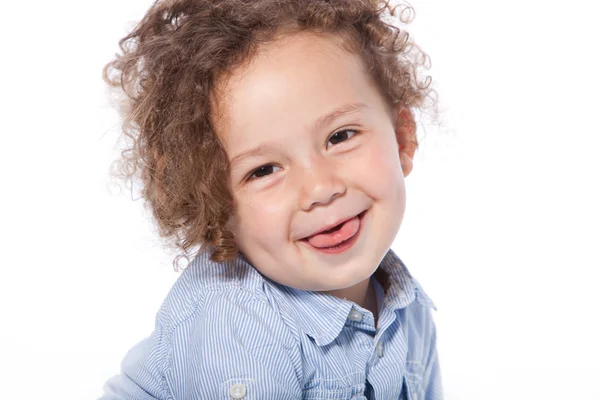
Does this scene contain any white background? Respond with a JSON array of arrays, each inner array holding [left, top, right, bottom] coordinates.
[[1, 0, 599, 398]]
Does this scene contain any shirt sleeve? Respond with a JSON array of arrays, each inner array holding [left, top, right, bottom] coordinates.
[[99, 324, 170, 400], [423, 316, 443, 400]]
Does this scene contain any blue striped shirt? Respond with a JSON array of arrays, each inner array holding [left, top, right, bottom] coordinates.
[[99, 249, 442, 399]]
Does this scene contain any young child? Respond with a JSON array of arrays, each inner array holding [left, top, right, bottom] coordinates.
[[100, 0, 441, 399]]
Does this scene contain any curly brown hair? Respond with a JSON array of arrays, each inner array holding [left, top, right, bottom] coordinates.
[[103, 0, 433, 268]]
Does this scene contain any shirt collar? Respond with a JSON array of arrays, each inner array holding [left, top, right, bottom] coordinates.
[[275, 285, 354, 346], [268, 249, 435, 347], [378, 250, 437, 311]]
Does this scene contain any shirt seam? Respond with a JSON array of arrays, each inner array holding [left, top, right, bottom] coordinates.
[[158, 289, 207, 399]]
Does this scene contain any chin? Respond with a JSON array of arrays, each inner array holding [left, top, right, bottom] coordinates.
[[319, 265, 374, 291]]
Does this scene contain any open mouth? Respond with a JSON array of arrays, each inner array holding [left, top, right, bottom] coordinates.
[[302, 211, 366, 254], [322, 221, 346, 234]]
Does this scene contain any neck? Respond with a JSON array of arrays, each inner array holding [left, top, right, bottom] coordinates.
[[364, 279, 379, 326]]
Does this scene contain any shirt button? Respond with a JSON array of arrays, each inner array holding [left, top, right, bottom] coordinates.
[[229, 383, 247, 399], [348, 309, 363, 322], [376, 340, 384, 358]]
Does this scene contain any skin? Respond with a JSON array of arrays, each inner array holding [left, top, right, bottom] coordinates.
[[213, 31, 416, 311]]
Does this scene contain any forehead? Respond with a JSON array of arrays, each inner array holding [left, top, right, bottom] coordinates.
[[213, 32, 388, 150]]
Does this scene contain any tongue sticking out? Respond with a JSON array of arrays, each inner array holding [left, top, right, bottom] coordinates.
[[307, 216, 360, 248]]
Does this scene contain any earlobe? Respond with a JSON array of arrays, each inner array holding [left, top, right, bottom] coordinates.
[[400, 152, 414, 177], [394, 107, 417, 177]]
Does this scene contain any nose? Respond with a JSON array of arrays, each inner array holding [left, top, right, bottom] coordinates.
[[298, 157, 346, 211]]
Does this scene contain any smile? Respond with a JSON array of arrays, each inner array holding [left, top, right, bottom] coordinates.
[[300, 211, 366, 254]]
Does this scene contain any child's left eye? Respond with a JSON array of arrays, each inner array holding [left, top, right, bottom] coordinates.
[[327, 129, 358, 148]]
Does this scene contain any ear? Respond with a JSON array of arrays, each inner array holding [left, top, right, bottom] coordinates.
[[394, 107, 418, 177]]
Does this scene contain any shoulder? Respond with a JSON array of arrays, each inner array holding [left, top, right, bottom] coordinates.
[[381, 250, 438, 349], [102, 252, 304, 399], [155, 251, 302, 353], [155, 251, 303, 398], [411, 277, 437, 310], [397, 265, 438, 346], [384, 255, 441, 397], [402, 277, 441, 398], [403, 274, 438, 347], [155, 251, 271, 329]]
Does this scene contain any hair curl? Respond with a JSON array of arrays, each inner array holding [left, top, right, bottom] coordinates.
[[103, 0, 434, 269]]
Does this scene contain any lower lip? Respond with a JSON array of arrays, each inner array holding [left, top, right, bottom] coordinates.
[[302, 211, 366, 255]]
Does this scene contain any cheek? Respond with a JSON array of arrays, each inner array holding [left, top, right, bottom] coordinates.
[[355, 137, 405, 200], [234, 191, 291, 241]]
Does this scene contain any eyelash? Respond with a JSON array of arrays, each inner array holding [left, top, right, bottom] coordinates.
[[245, 129, 359, 182], [326, 129, 358, 148]]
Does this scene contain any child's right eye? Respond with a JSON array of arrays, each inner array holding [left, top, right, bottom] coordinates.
[[248, 165, 281, 181]]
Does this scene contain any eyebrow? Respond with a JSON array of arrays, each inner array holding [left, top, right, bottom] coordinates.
[[311, 102, 369, 134], [230, 142, 281, 170], [230, 102, 369, 170]]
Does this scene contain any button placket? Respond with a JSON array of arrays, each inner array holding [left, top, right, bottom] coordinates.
[[376, 340, 383, 358]]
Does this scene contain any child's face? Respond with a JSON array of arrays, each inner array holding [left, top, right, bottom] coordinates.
[[215, 32, 414, 298]]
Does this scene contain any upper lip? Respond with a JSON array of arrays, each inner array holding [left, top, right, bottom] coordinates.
[[301, 211, 364, 240]]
